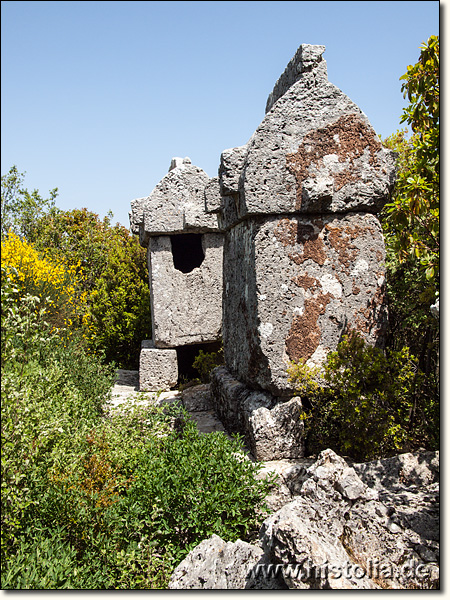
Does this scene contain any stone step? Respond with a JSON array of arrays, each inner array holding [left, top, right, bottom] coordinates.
[[109, 370, 228, 437]]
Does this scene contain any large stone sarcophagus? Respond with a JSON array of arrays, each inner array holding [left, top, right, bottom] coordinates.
[[217, 44, 396, 399]]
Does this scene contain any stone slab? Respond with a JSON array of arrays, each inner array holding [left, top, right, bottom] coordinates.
[[149, 232, 224, 347], [188, 410, 228, 435], [139, 345, 178, 391], [222, 212, 388, 395]]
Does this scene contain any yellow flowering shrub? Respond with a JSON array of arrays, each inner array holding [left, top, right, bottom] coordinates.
[[1, 230, 89, 333]]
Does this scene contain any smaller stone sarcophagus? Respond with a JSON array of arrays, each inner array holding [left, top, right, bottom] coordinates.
[[130, 157, 224, 390]]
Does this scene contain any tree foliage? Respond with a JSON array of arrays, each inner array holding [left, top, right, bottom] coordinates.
[[32, 208, 152, 369], [1, 168, 152, 369], [1, 166, 58, 241], [381, 36, 439, 387], [382, 35, 439, 283]]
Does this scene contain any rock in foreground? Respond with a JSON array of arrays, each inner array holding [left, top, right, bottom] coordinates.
[[168, 449, 439, 590]]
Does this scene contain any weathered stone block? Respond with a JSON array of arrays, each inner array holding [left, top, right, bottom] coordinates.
[[139, 342, 178, 391], [248, 397, 305, 461], [353, 451, 440, 492], [149, 232, 224, 347], [130, 159, 221, 241], [210, 366, 305, 460], [222, 212, 388, 396], [219, 145, 248, 196], [204, 177, 222, 213], [217, 45, 396, 229], [129, 196, 150, 247]]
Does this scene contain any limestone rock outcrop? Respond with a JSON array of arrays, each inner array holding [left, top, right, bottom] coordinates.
[[168, 535, 287, 590], [168, 449, 439, 590]]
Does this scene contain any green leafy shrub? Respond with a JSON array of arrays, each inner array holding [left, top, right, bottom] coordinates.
[[288, 331, 438, 461], [115, 419, 269, 572], [382, 36, 439, 284], [1, 528, 81, 589], [3, 396, 270, 588], [2, 268, 270, 588], [1, 273, 115, 565], [31, 207, 152, 369], [192, 345, 224, 383], [86, 228, 152, 369]]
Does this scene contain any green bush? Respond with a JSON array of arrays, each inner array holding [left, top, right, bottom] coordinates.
[[115, 420, 268, 571], [192, 345, 224, 383], [288, 331, 438, 461], [31, 208, 152, 369], [0, 528, 107, 589], [2, 269, 271, 588], [2, 398, 270, 588], [1, 269, 115, 565]]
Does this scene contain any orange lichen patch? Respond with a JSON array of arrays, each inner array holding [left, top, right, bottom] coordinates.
[[324, 224, 357, 271], [288, 235, 327, 267], [286, 114, 383, 208], [285, 293, 333, 362], [301, 236, 327, 265], [274, 218, 314, 247], [274, 218, 327, 266], [291, 273, 320, 292]]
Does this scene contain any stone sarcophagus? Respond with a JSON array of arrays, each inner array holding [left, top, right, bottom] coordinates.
[[130, 157, 224, 391], [130, 44, 396, 459], [209, 44, 396, 459], [217, 44, 396, 399]]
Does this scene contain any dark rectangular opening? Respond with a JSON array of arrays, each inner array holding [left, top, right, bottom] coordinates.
[[170, 234, 205, 273], [176, 341, 223, 383]]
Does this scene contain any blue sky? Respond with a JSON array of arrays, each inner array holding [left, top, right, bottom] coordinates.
[[1, 1, 440, 228]]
